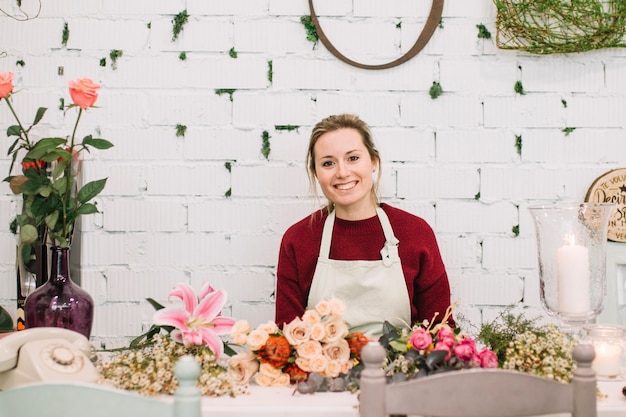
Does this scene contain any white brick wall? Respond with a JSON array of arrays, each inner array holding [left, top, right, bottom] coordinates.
[[1, 0, 626, 345]]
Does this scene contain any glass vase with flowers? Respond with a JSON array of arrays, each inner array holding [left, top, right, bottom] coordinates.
[[1, 72, 113, 338]]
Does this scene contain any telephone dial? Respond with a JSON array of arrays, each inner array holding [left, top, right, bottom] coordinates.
[[0, 327, 99, 390]]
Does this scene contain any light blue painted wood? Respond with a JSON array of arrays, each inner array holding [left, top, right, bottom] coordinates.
[[0, 355, 201, 417]]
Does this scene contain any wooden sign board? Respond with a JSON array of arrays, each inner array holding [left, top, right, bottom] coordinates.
[[585, 168, 626, 242]]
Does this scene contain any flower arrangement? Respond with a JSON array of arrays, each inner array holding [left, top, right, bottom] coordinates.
[[379, 308, 498, 383], [477, 310, 575, 383], [228, 298, 370, 393], [97, 283, 242, 396], [1, 72, 113, 249]]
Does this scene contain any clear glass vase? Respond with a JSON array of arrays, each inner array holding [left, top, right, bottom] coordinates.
[[24, 246, 94, 338], [529, 202, 614, 329]]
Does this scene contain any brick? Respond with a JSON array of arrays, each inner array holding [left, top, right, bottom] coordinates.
[[449, 273, 524, 306], [315, 93, 400, 126], [437, 201, 518, 234], [482, 236, 537, 270], [102, 199, 187, 232], [233, 92, 314, 128], [401, 94, 483, 128], [235, 21, 311, 53], [231, 165, 309, 197], [480, 166, 564, 201], [437, 129, 518, 163], [397, 165, 480, 199]]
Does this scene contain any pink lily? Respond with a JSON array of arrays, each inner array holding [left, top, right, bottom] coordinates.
[[153, 283, 236, 358]]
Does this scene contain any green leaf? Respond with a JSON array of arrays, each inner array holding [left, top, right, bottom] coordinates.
[[75, 203, 98, 215], [33, 107, 47, 125], [77, 178, 107, 203], [20, 224, 39, 244], [83, 136, 114, 150], [52, 177, 68, 194], [146, 297, 165, 310], [0, 306, 12, 332], [26, 137, 66, 159], [389, 340, 409, 353], [7, 125, 22, 137], [425, 350, 447, 370], [45, 211, 59, 231]]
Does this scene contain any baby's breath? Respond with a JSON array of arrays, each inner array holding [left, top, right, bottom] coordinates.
[[97, 334, 247, 397]]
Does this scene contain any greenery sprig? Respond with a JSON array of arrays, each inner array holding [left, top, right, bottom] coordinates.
[[494, 0, 626, 54]]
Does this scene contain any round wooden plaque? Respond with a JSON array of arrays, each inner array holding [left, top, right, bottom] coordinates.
[[584, 168, 626, 242]]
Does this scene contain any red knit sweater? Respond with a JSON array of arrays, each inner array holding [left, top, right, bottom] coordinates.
[[275, 203, 453, 328]]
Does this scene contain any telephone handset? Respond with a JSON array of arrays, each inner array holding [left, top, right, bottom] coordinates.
[[0, 327, 99, 391]]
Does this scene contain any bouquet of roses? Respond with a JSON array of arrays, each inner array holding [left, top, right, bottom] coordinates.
[[228, 298, 369, 393], [380, 306, 498, 382]]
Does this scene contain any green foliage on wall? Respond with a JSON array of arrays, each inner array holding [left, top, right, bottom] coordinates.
[[429, 82, 443, 99], [229, 47, 238, 58], [562, 127, 576, 136], [175, 124, 187, 137], [274, 125, 299, 131], [179, 51, 187, 61], [476, 23, 491, 39], [515, 135, 522, 156], [514, 81, 525, 95], [172, 9, 189, 41], [261, 131, 271, 160], [215, 89, 236, 102], [267, 60, 273, 83], [110, 49, 123, 70], [62, 22, 69, 46], [301, 15, 319, 43]]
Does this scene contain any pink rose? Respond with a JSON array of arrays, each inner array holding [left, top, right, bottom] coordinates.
[[453, 337, 476, 363], [436, 325, 455, 349], [68, 78, 100, 109], [408, 328, 432, 350], [0, 72, 14, 99], [477, 347, 498, 368], [433, 342, 451, 360]]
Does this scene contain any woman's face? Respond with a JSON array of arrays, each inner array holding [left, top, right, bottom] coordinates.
[[313, 128, 378, 219]]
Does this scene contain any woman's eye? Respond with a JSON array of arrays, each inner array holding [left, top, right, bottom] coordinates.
[[348, 155, 359, 162], [321, 160, 334, 167]]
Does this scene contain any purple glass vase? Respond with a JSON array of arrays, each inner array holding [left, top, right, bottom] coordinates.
[[24, 246, 94, 339]]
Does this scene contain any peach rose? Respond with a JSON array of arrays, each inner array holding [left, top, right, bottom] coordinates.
[[309, 323, 326, 341], [0, 72, 14, 99], [322, 317, 349, 343], [283, 317, 310, 346], [296, 340, 323, 359], [273, 372, 291, 386], [322, 360, 342, 378], [328, 298, 346, 317], [302, 309, 321, 325], [246, 328, 269, 351], [322, 339, 351, 363], [314, 299, 332, 316], [230, 320, 251, 345], [340, 360, 354, 374], [257, 320, 278, 335], [295, 357, 312, 372], [309, 354, 329, 373], [68, 77, 100, 109], [228, 351, 259, 385], [255, 363, 290, 387]]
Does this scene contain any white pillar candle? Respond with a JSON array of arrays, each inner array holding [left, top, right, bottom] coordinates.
[[592, 343, 622, 377], [556, 235, 590, 314]]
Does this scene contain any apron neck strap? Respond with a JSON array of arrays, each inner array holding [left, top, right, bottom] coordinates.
[[319, 207, 399, 259]]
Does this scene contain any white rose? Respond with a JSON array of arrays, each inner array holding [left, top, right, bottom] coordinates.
[[309, 354, 329, 373], [302, 309, 322, 325], [322, 339, 351, 363], [328, 298, 346, 317], [257, 320, 279, 335], [309, 323, 326, 341]]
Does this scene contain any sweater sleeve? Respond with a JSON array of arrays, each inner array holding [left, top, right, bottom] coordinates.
[[274, 233, 307, 327]]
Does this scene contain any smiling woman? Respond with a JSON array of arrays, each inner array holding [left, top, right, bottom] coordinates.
[[274, 114, 454, 337]]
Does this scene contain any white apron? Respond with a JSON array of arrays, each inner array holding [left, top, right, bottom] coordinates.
[[307, 207, 411, 337]]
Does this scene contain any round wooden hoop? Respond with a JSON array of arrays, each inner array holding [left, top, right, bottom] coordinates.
[[308, 0, 444, 70]]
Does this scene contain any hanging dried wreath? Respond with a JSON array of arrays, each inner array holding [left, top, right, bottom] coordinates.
[[494, 0, 626, 54]]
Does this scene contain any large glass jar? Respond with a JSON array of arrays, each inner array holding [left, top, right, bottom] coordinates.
[[529, 203, 614, 328]]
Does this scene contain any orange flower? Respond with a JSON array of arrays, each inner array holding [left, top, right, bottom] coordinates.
[[21, 160, 45, 171], [257, 335, 292, 368], [284, 363, 308, 383], [346, 332, 369, 357]]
